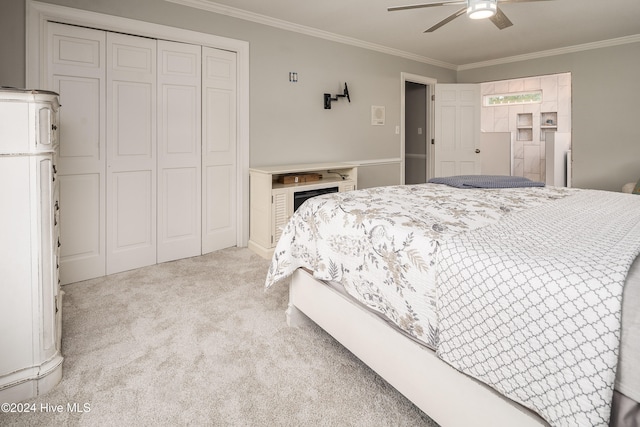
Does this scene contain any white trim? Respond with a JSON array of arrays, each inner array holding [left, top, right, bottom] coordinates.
[[401, 73, 437, 184], [348, 158, 402, 166], [459, 34, 640, 71], [26, 0, 250, 247], [164, 0, 457, 70]]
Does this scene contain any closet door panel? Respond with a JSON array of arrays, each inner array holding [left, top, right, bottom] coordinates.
[[161, 167, 198, 240], [56, 77, 101, 159], [202, 47, 237, 253], [205, 164, 233, 233], [58, 174, 101, 270], [204, 90, 232, 154], [47, 22, 106, 284], [112, 171, 154, 248], [51, 29, 101, 70], [106, 32, 157, 275], [157, 41, 201, 263], [112, 81, 154, 159], [166, 87, 198, 154]]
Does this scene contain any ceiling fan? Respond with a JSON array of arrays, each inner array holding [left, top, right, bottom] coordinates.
[[388, 0, 553, 33]]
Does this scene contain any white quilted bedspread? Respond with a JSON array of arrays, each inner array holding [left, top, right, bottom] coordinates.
[[266, 184, 576, 348], [437, 190, 640, 426], [265, 183, 640, 426]]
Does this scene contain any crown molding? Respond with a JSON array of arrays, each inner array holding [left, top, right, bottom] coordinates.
[[458, 34, 640, 71], [166, 0, 640, 73], [164, 0, 457, 70]]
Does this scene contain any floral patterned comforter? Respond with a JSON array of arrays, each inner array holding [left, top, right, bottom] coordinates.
[[265, 183, 578, 349]]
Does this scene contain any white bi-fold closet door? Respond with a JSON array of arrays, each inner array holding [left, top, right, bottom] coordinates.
[[47, 22, 237, 284], [106, 32, 158, 274]]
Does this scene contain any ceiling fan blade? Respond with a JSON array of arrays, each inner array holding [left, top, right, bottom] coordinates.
[[425, 7, 466, 32], [490, 7, 513, 30], [388, 1, 465, 12]]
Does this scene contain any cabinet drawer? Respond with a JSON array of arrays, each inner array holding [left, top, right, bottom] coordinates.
[[0, 95, 59, 154]]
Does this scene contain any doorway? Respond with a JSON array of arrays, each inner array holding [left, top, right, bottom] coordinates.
[[480, 72, 572, 183], [405, 82, 428, 184], [401, 73, 436, 184]]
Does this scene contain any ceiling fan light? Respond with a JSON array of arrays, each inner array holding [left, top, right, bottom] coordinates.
[[467, 0, 497, 19]]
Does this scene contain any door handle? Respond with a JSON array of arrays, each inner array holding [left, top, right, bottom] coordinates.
[[475, 149, 481, 153]]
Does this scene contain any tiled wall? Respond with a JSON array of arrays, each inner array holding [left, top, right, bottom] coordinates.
[[481, 73, 571, 182]]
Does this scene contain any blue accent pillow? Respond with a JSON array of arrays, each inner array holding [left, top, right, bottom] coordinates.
[[428, 175, 544, 189]]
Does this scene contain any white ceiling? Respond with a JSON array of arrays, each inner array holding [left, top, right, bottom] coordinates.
[[178, 0, 640, 69]]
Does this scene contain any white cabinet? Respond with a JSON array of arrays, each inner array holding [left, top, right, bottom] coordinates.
[[248, 163, 358, 259], [540, 111, 558, 142], [545, 132, 572, 187], [0, 89, 63, 402], [516, 113, 533, 141], [480, 132, 512, 175]]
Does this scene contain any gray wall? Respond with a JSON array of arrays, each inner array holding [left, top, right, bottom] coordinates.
[[1, 0, 455, 188], [3, 0, 638, 191], [359, 162, 402, 189], [458, 43, 640, 191], [0, 0, 26, 87]]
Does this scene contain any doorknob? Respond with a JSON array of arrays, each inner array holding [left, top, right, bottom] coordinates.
[[475, 149, 481, 153]]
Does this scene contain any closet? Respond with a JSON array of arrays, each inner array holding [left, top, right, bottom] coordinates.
[[46, 22, 237, 284]]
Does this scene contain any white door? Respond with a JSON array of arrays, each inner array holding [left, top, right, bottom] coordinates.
[[480, 132, 512, 175], [47, 22, 107, 284], [106, 33, 157, 274], [434, 84, 481, 177], [202, 47, 237, 253], [45, 23, 240, 281], [157, 41, 202, 263]]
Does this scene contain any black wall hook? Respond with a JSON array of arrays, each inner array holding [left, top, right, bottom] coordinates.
[[324, 83, 350, 109]]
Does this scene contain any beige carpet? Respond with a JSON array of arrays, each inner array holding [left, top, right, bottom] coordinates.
[[2, 247, 438, 426]]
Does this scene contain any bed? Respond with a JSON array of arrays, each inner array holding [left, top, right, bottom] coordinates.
[[265, 180, 640, 427]]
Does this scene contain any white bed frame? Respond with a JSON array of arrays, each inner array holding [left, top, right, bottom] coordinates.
[[286, 269, 549, 427]]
